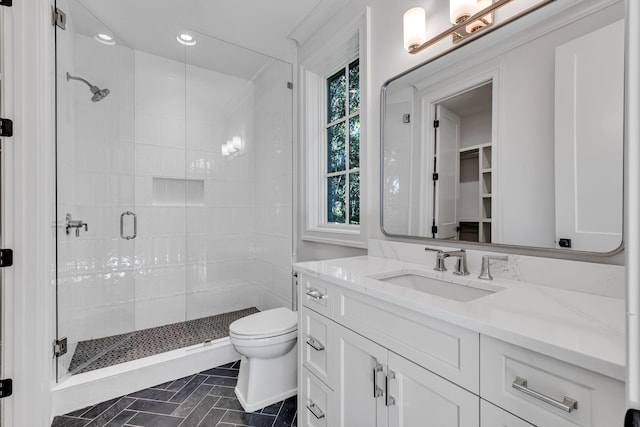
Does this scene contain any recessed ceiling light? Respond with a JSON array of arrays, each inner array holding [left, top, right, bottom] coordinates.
[[94, 33, 116, 45], [177, 33, 197, 46]]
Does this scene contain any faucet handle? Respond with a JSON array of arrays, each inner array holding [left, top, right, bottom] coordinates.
[[453, 250, 469, 276], [424, 247, 443, 254], [478, 255, 509, 280], [424, 247, 446, 272]]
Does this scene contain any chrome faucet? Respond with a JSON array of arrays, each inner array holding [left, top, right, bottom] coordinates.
[[478, 255, 508, 280], [65, 213, 88, 237], [425, 248, 469, 275]]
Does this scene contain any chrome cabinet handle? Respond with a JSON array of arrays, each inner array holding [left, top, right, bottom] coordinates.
[[306, 401, 325, 419], [385, 370, 396, 406], [306, 289, 327, 300], [120, 211, 137, 240], [373, 361, 384, 398], [306, 336, 325, 352], [512, 376, 578, 413]]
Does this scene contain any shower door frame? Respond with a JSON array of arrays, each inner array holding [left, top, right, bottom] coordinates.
[[53, 0, 139, 382]]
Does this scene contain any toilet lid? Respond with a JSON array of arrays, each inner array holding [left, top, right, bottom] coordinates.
[[229, 307, 297, 338]]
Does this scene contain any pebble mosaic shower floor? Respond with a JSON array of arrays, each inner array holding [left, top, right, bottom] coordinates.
[[69, 308, 260, 374], [51, 360, 298, 427]]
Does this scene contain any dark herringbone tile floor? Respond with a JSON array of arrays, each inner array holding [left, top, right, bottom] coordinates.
[[51, 360, 297, 427]]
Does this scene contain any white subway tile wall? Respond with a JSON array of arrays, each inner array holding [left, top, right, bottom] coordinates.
[[57, 31, 292, 363]]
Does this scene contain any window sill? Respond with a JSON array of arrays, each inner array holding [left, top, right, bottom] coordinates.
[[302, 226, 368, 249]]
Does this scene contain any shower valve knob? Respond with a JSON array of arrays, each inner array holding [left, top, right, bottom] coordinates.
[[65, 213, 88, 237]]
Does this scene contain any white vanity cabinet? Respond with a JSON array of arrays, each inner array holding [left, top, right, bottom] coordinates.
[[480, 401, 533, 426], [298, 273, 480, 427], [480, 335, 625, 427], [296, 272, 625, 427]]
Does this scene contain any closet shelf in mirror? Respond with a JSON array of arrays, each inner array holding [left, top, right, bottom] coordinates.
[[460, 143, 491, 153]]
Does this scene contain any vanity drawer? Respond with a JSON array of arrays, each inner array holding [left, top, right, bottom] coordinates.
[[301, 307, 334, 388], [480, 335, 624, 427], [300, 367, 333, 427], [336, 287, 480, 393], [480, 400, 533, 427], [300, 274, 334, 318]]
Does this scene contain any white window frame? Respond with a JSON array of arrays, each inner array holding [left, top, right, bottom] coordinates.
[[324, 59, 360, 228], [300, 15, 367, 248]]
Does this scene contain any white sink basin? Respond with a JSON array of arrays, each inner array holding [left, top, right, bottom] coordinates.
[[372, 271, 503, 302]]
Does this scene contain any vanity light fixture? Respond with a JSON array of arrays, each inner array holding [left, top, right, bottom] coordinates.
[[177, 33, 197, 46], [94, 33, 116, 46], [222, 137, 242, 157], [405, 0, 521, 55], [403, 7, 427, 52]]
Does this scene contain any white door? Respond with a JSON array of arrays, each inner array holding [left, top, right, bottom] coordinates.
[[387, 351, 479, 427], [554, 20, 624, 252], [434, 105, 461, 239], [335, 324, 388, 427], [480, 400, 533, 427]]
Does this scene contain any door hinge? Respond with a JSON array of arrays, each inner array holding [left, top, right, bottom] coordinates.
[[0, 249, 12, 267], [54, 337, 68, 357], [52, 7, 67, 30], [431, 225, 438, 234], [287, 82, 293, 89], [0, 0, 12, 8], [433, 120, 440, 128], [558, 238, 572, 248], [0, 118, 13, 137], [0, 379, 12, 398], [432, 173, 438, 181]]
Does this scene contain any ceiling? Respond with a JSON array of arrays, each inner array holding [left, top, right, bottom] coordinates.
[[73, 0, 325, 79]]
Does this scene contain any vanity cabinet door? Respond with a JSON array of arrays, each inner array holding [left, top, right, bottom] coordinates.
[[480, 400, 533, 427], [301, 307, 334, 388], [335, 324, 388, 427], [387, 351, 479, 427], [300, 367, 334, 427]]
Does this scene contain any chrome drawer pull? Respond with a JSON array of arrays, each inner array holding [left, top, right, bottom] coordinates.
[[385, 370, 396, 406], [306, 336, 325, 352], [373, 361, 384, 398], [307, 401, 325, 419], [306, 289, 327, 300], [512, 376, 578, 413]]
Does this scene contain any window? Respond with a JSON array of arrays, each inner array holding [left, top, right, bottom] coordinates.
[[299, 17, 366, 248], [326, 59, 360, 226]]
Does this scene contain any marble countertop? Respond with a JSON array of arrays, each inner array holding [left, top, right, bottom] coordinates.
[[293, 255, 626, 381]]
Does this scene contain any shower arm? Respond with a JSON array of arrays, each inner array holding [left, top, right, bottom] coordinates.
[[66, 73, 98, 91]]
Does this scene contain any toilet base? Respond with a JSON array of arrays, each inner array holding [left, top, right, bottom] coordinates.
[[234, 342, 297, 412]]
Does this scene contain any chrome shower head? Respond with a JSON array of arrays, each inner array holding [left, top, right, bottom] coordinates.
[[66, 72, 110, 103], [90, 87, 110, 103]]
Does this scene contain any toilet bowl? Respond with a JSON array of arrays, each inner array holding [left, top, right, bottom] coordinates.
[[229, 307, 298, 412]]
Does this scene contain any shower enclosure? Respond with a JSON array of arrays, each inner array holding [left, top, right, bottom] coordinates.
[[55, 0, 293, 382]]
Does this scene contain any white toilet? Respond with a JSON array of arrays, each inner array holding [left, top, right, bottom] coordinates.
[[229, 307, 298, 412]]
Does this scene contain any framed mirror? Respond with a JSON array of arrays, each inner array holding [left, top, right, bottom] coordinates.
[[381, 0, 624, 253]]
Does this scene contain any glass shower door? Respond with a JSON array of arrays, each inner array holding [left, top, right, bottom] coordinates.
[[55, 0, 136, 381]]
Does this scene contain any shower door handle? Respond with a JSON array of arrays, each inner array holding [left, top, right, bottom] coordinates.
[[120, 211, 137, 240]]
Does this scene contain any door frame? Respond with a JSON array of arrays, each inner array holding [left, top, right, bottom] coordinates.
[[1, 0, 57, 425], [419, 68, 501, 242]]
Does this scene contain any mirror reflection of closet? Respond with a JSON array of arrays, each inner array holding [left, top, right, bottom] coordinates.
[[433, 82, 493, 243]]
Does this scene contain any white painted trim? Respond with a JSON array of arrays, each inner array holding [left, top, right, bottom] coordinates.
[[52, 338, 240, 416], [626, 0, 640, 411], [299, 11, 368, 250], [0, 4, 15, 426], [5, 0, 57, 424]]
